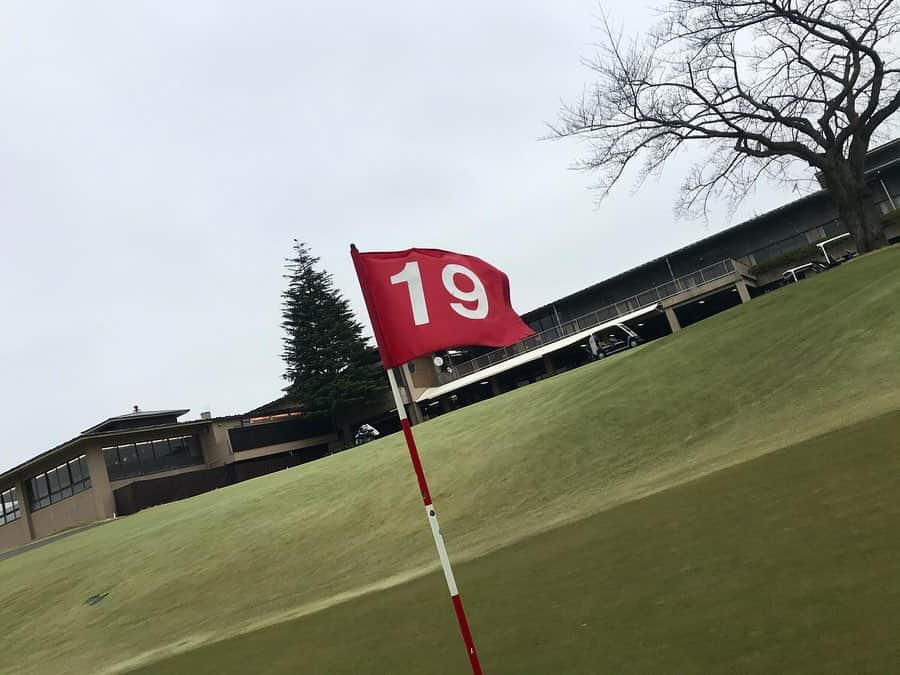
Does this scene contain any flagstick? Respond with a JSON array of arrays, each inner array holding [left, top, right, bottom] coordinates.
[[386, 367, 484, 675]]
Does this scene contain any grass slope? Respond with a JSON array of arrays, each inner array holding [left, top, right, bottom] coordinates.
[[137, 411, 900, 674], [1, 247, 900, 674]]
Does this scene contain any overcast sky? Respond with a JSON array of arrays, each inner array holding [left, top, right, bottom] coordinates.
[[0, 1, 793, 472]]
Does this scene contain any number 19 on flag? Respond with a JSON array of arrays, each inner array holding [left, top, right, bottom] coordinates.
[[352, 246, 532, 369]]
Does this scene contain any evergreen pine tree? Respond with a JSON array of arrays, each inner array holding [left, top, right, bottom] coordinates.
[[281, 241, 385, 419]]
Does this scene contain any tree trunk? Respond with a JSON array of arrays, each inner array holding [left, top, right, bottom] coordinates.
[[822, 165, 889, 254]]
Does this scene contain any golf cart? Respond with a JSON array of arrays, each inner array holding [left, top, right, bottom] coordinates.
[[587, 323, 643, 359], [782, 232, 857, 284], [816, 232, 857, 266], [782, 261, 829, 284]]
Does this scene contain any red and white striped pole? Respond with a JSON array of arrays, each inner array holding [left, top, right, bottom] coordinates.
[[386, 367, 483, 675]]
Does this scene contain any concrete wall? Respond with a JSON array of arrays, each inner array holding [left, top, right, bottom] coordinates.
[[30, 489, 98, 540], [202, 421, 234, 467], [0, 516, 31, 553], [86, 445, 115, 520], [407, 356, 439, 389]]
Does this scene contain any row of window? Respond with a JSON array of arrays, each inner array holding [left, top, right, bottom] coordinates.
[[104, 435, 203, 481], [752, 233, 810, 265], [27, 455, 92, 511], [0, 487, 21, 526]]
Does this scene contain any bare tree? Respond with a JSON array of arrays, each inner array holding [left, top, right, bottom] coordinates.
[[555, 0, 900, 252]]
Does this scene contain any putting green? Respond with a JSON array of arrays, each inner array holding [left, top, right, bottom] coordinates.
[[136, 411, 900, 674], [1, 246, 899, 675]]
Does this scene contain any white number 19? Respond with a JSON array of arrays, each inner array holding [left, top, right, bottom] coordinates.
[[391, 262, 489, 326], [390, 262, 430, 325]]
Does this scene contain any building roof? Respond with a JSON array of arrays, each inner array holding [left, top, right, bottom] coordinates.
[[81, 409, 191, 435], [243, 397, 302, 418]]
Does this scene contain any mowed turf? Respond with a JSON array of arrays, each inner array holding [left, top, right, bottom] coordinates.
[[1, 246, 900, 674], [135, 411, 900, 675]]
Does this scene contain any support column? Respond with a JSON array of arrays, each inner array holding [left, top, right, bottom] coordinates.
[[85, 446, 116, 520], [405, 401, 423, 425], [736, 280, 751, 304], [14, 477, 35, 542], [665, 306, 682, 333], [542, 355, 555, 377], [340, 421, 353, 447], [490, 379, 502, 396], [399, 365, 424, 425]]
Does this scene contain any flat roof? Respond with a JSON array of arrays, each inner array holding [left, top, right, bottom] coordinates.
[[416, 305, 660, 402]]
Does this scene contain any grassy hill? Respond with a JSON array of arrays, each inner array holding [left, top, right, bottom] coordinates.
[[137, 411, 900, 674], [2, 246, 900, 675]]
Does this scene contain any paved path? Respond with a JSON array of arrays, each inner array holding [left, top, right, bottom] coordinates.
[[0, 519, 111, 562]]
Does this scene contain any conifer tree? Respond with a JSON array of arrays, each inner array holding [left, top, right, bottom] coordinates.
[[281, 241, 385, 419]]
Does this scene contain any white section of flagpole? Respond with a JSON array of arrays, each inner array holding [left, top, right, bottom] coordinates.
[[425, 504, 459, 595], [387, 367, 408, 421], [385, 367, 483, 674]]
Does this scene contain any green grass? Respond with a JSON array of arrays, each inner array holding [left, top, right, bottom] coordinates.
[[135, 411, 900, 674], [2, 246, 900, 674]]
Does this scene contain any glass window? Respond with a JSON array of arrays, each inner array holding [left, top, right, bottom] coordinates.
[[46, 467, 60, 495], [34, 475, 49, 499], [169, 436, 190, 466], [0, 488, 21, 526], [79, 456, 91, 488], [68, 455, 90, 494], [118, 444, 139, 478], [28, 475, 50, 510], [135, 441, 156, 472], [100, 436, 202, 480], [26, 455, 91, 510], [153, 439, 175, 470], [57, 464, 72, 489], [69, 458, 84, 485], [55, 464, 74, 499], [187, 436, 202, 461], [104, 447, 123, 481]]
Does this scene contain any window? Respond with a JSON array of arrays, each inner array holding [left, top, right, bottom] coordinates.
[[26, 455, 91, 511], [528, 313, 558, 333], [118, 444, 139, 477], [103, 435, 203, 481], [135, 441, 155, 471], [752, 233, 810, 264], [1, 487, 21, 526], [822, 219, 845, 238], [152, 438, 175, 471]]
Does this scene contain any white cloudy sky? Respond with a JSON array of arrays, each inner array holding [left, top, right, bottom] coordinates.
[[0, 0, 792, 472]]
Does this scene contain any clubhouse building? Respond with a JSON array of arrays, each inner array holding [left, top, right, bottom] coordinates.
[[0, 405, 348, 553], [399, 139, 900, 417], [3, 140, 900, 554]]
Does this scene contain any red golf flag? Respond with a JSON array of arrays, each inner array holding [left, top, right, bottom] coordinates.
[[351, 246, 533, 368]]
